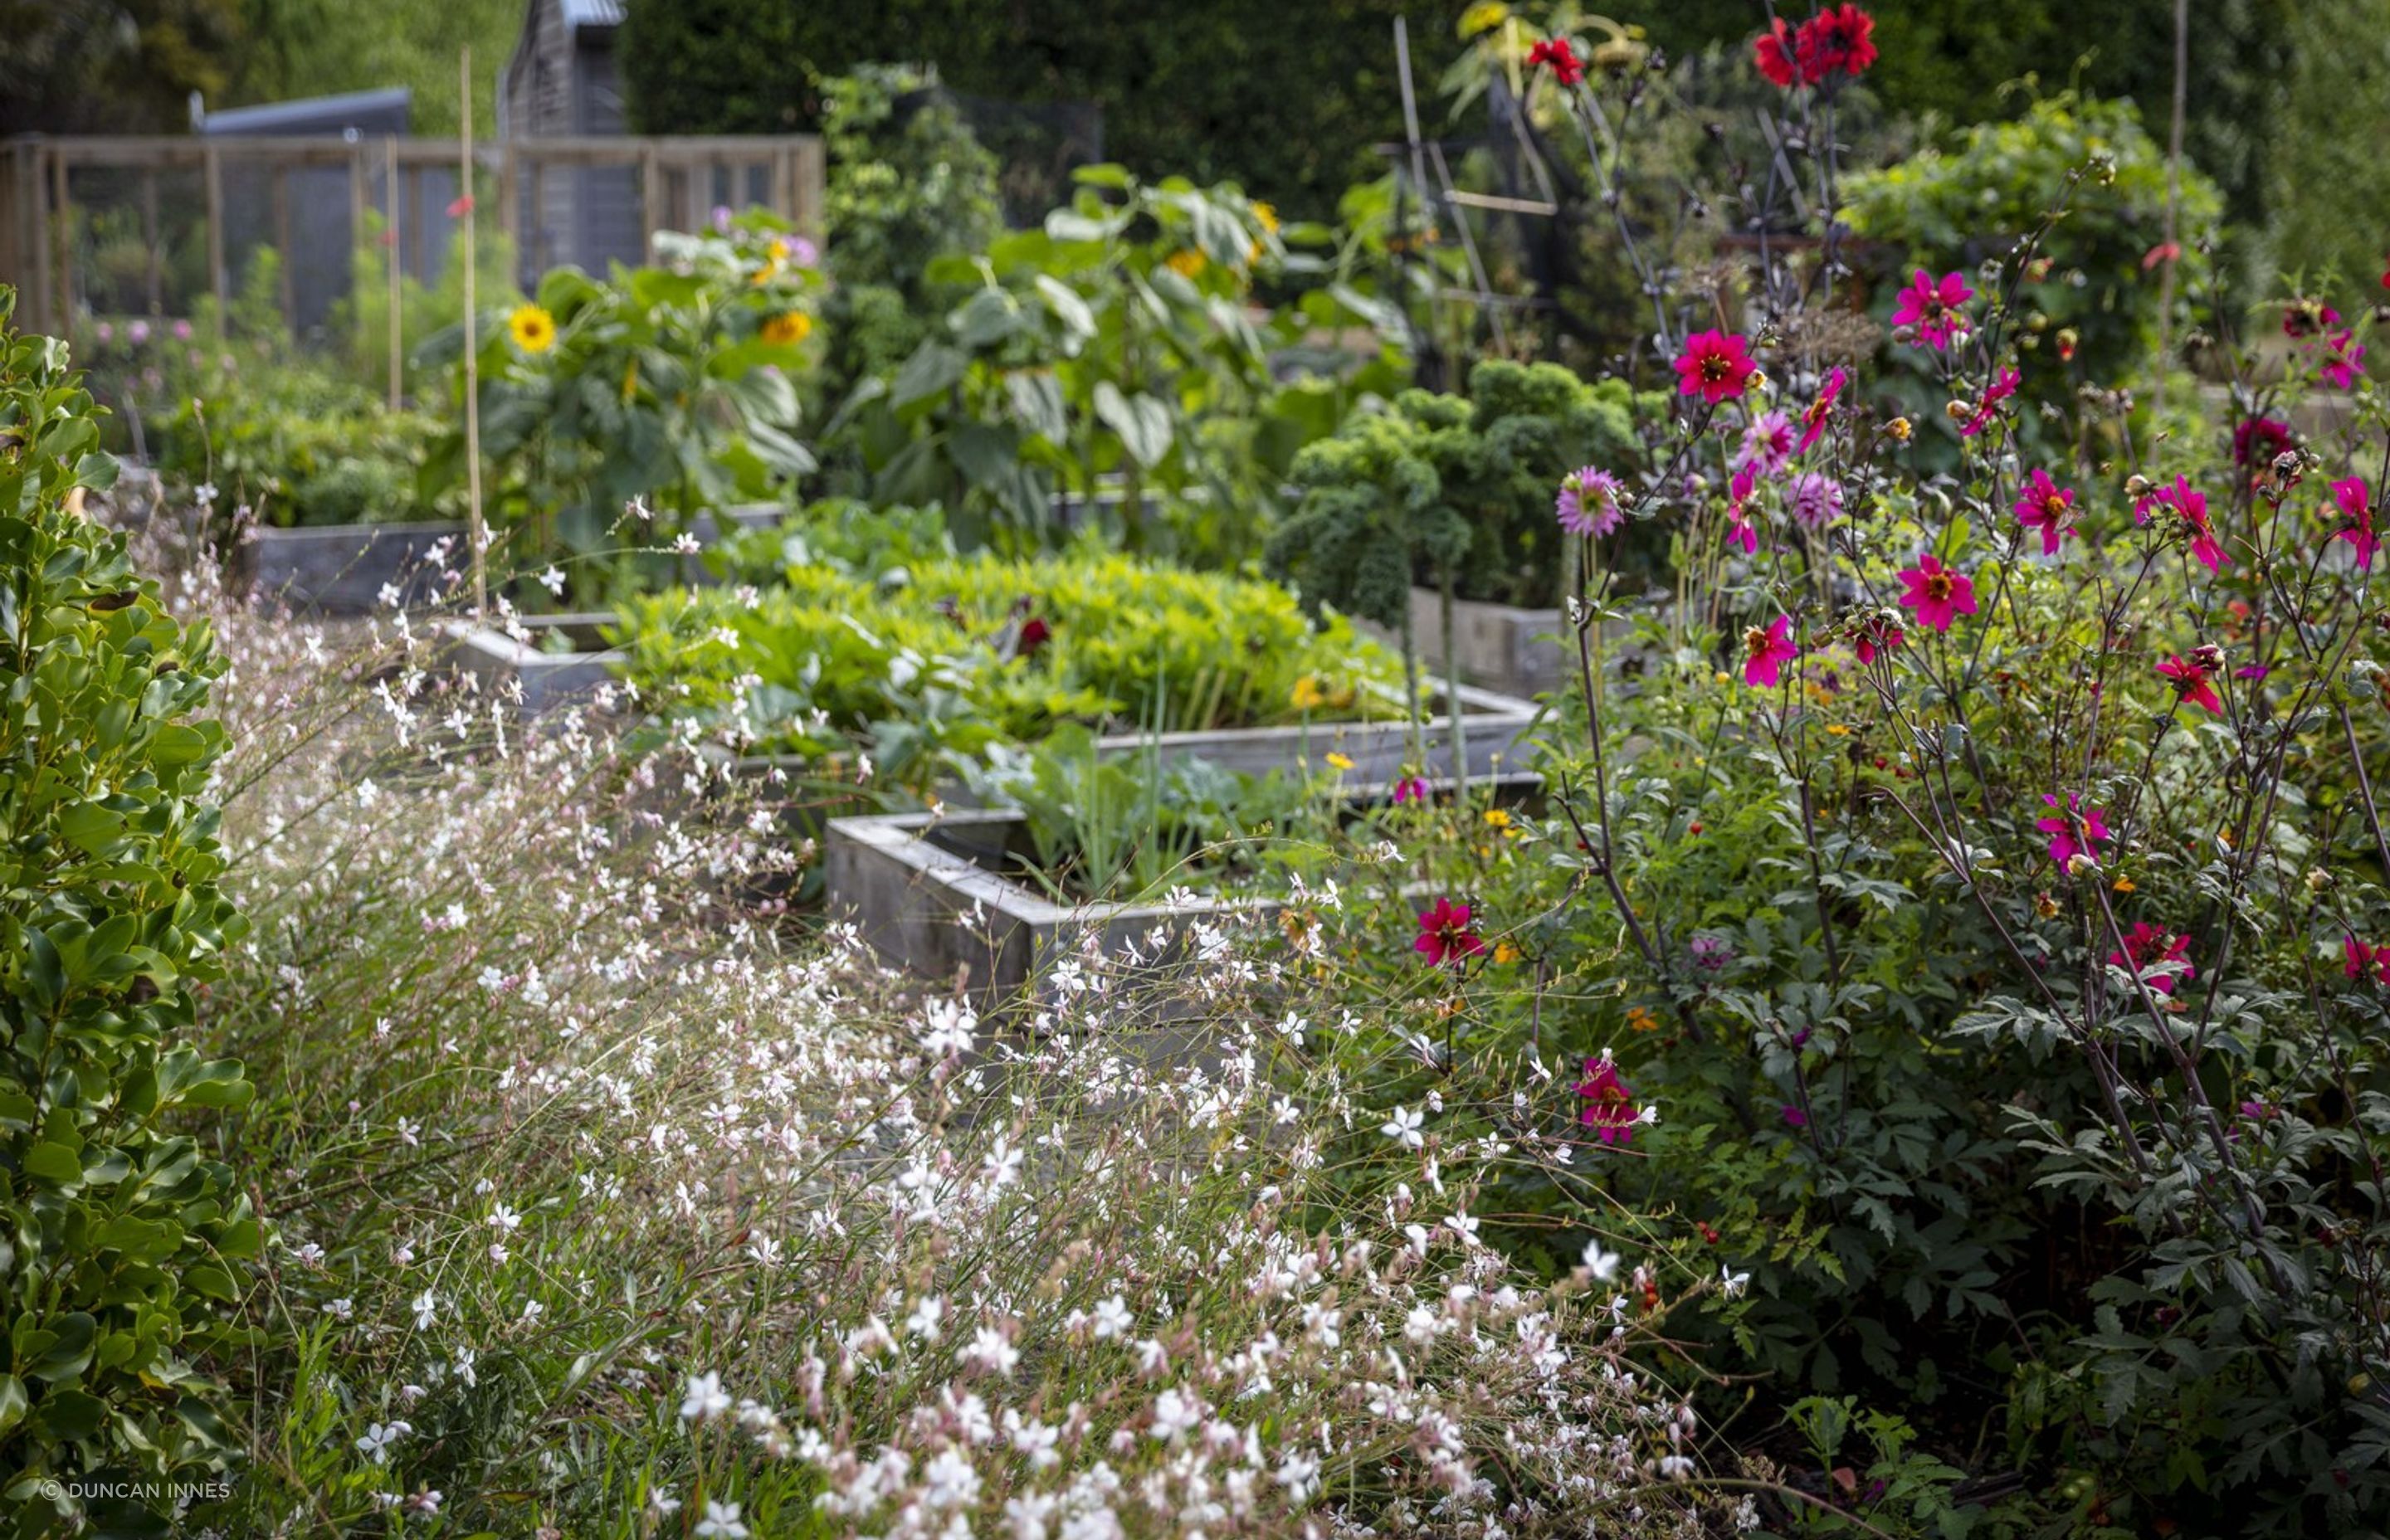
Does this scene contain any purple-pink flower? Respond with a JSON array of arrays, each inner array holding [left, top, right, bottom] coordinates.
[[2013, 469, 2075, 558], [2035, 793, 2109, 867], [1556, 466, 1625, 537], [1897, 553, 1977, 632], [2332, 475, 2377, 569], [1674, 330, 1758, 404], [1797, 367, 1846, 455], [1393, 774, 1432, 806], [1891, 270, 1973, 348], [1787, 471, 1843, 529], [1738, 412, 1796, 478], [2322, 329, 2365, 390], [1742, 615, 1797, 687]]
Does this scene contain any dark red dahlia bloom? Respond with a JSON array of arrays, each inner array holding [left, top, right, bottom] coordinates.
[[1795, 4, 1877, 83], [1014, 616, 1052, 657], [2110, 923, 2194, 996], [2231, 417, 2294, 470], [2283, 298, 2341, 339], [1753, 18, 1799, 86], [1413, 898, 1485, 967], [1574, 1056, 1643, 1147], [1527, 37, 1586, 86], [2158, 653, 2222, 714]]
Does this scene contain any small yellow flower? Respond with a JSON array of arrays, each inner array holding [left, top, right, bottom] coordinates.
[[2112, 875, 2136, 893], [509, 303, 556, 353], [1325, 752, 1355, 772], [1458, 1, 1510, 37], [762, 311, 812, 346], [1493, 939, 1524, 965], [1251, 201, 1280, 235], [1291, 674, 1329, 711], [1165, 248, 1207, 279], [1626, 1006, 1661, 1033], [1483, 807, 1511, 830], [1887, 417, 1913, 441], [1825, 723, 1851, 736]]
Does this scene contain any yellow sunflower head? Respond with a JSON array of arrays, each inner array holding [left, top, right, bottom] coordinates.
[[761, 311, 813, 347], [509, 303, 557, 353]]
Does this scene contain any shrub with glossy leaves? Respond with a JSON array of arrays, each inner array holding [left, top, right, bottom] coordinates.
[[0, 290, 256, 1523]]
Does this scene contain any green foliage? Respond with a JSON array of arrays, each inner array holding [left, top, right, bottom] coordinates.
[[966, 724, 1330, 902], [1844, 92, 2222, 436], [612, 547, 1405, 785], [827, 163, 1402, 561], [815, 63, 1002, 397], [225, 0, 522, 137], [0, 0, 247, 134], [0, 291, 255, 1523], [1632, 0, 2285, 256], [2261, 0, 2390, 299], [419, 214, 825, 597], [1267, 359, 1656, 626], [617, 0, 1470, 222]]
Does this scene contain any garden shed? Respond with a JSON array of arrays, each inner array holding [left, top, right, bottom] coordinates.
[[500, 0, 641, 275]]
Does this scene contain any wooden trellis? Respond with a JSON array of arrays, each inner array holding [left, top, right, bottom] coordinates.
[[0, 133, 825, 362]]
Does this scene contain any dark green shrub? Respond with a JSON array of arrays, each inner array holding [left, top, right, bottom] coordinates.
[[0, 291, 256, 1524]]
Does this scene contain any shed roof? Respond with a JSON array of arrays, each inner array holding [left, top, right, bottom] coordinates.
[[559, 0, 626, 31], [199, 86, 412, 137]]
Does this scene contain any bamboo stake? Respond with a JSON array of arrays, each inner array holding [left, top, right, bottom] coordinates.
[[461, 46, 486, 615], [385, 135, 402, 411]]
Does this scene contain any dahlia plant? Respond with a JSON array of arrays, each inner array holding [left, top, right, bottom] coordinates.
[[1420, 9, 2390, 1528]]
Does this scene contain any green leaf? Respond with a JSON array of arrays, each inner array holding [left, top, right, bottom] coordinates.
[[889, 343, 968, 412], [1091, 384, 1173, 469], [22, 1141, 81, 1185]]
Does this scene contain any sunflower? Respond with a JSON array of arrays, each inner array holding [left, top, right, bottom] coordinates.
[[508, 303, 557, 353], [761, 311, 812, 346]]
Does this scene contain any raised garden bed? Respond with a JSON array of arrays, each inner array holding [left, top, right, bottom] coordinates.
[[234, 504, 788, 615], [1383, 587, 1648, 702], [720, 679, 1540, 788], [436, 612, 622, 714], [825, 774, 1543, 1001]]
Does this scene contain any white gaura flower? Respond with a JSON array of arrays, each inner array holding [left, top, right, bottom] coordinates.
[[354, 1421, 410, 1464], [1150, 1386, 1204, 1441], [1719, 1266, 1751, 1299], [1580, 1240, 1622, 1284], [694, 1499, 749, 1538], [679, 1370, 731, 1423], [1380, 1105, 1425, 1148]]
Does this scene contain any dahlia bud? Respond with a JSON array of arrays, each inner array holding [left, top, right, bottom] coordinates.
[[2066, 852, 2098, 878], [1945, 399, 1973, 423], [2191, 643, 2226, 673], [1886, 417, 1912, 441], [2056, 327, 2079, 361], [2308, 867, 2333, 894], [2125, 474, 2152, 500], [2034, 892, 2061, 919], [1745, 371, 1770, 394]]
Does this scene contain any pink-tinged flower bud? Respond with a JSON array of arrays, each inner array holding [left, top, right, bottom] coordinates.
[[2066, 852, 2098, 877]]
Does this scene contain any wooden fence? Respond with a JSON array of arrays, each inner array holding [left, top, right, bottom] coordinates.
[[0, 134, 826, 348]]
